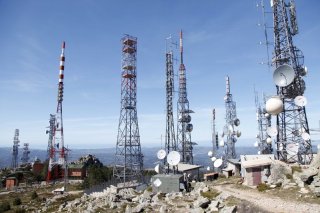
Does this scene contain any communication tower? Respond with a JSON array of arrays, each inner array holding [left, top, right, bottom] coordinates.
[[212, 109, 218, 152], [11, 129, 20, 169], [46, 114, 56, 160], [221, 76, 240, 160], [177, 30, 195, 164], [255, 92, 273, 154], [164, 36, 177, 171], [113, 35, 143, 186], [21, 143, 30, 164], [47, 42, 69, 189], [267, 0, 312, 164]]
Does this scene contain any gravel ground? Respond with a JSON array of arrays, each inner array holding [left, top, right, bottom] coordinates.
[[214, 184, 320, 213]]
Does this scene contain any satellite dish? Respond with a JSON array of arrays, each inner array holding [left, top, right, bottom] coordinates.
[[299, 127, 306, 135], [317, 144, 320, 150], [279, 144, 283, 150], [299, 66, 308, 76], [294, 96, 307, 107], [254, 141, 259, 147], [266, 96, 283, 115], [153, 178, 162, 187], [186, 123, 193, 132], [167, 151, 181, 166], [206, 166, 210, 171], [256, 134, 260, 139], [267, 126, 278, 137], [301, 132, 311, 141], [258, 151, 261, 155], [234, 118, 240, 126], [154, 164, 160, 173], [236, 130, 241, 137], [211, 157, 217, 162], [273, 64, 295, 87], [208, 151, 213, 157], [219, 139, 225, 147], [264, 113, 270, 118], [157, 149, 166, 160], [266, 137, 272, 144], [214, 158, 223, 168]]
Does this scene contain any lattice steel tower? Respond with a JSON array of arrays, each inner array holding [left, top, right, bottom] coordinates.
[[271, 0, 312, 164], [164, 37, 177, 169], [177, 30, 195, 164], [21, 143, 30, 164], [11, 129, 20, 169], [47, 42, 69, 184], [255, 92, 273, 154], [222, 76, 240, 160], [113, 35, 143, 185], [46, 114, 56, 160]]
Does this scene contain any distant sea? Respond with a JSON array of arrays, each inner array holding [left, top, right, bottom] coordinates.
[[0, 146, 260, 170]]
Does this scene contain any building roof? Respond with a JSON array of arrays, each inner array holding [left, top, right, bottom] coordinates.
[[227, 158, 240, 165], [68, 163, 85, 169], [241, 158, 273, 169], [170, 163, 203, 172]]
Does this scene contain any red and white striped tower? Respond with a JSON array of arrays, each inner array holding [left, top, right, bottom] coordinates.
[[47, 42, 67, 182]]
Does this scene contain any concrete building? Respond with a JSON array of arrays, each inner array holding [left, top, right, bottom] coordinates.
[[222, 159, 241, 178], [240, 154, 274, 186]]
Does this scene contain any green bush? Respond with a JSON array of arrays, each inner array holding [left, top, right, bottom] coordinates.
[[291, 166, 302, 173], [285, 174, 293, 180], [257, 183, 270, 192], [0, 201, 11, 212], [13, 197, 21, 206], [14, 208, 26, 213], [31, 191, 38, 199]]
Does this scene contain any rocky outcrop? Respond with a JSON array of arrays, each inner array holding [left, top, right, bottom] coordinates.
[[55, 182, 237, 213]]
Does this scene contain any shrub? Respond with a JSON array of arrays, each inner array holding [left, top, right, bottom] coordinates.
[[13, 197, 21, 206], [285, 174, 293, 180], [31, 191, 38, 199], [291, 166, 302, 173], [257, 183, 270, 192], [200, 189, 220, 199], [0, 201, 11, 212], [14, 208, 26, 213]]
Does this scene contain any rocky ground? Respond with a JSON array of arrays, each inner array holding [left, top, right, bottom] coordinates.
[[39, 173, 320, 213]]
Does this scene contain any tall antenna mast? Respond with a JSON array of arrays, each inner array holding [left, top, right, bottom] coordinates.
[[21, 143, 30, 164], [269, 0, 311, 164], [113, 35, 143, 187], [164, 35, 177, 171], [222, 76, 240, 161], [255, 91, 273, 154], [11, 129, 20, 170], [177, 30, 195, 164], [46, 114, 56, 160], [47, 42, 69, 190], [212, 109, 218, 152]]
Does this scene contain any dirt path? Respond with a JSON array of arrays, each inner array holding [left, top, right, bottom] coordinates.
[[213, 184, 320, 213]]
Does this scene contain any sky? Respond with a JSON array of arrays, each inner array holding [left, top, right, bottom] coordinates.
[[0, 0, 320, 150]]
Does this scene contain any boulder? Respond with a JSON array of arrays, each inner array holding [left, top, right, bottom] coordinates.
[[220, 205, 237, 213], [193, 196, 210, 209]]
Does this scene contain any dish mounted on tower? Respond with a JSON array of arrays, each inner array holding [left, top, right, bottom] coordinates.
[[263, 0, 312, 164], [177, 30, 196, 165], [220, 76, 241, 165], [47, 42, 70, 192]]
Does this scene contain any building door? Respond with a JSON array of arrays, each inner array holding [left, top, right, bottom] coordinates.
[[252, 167, 261, 186]]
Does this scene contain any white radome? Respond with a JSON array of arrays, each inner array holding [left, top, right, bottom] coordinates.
[[266, 96, 283, 115], [219, 139, 225, 147], [211, 157, 217, 162], [208, 151, 213, 157], [254, 141, 259, 147], [207, 166, 210, 171], [266, 137, 272, 144]]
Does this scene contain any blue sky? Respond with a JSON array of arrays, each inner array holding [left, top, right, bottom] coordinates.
[[0, 0, 320, 150]]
